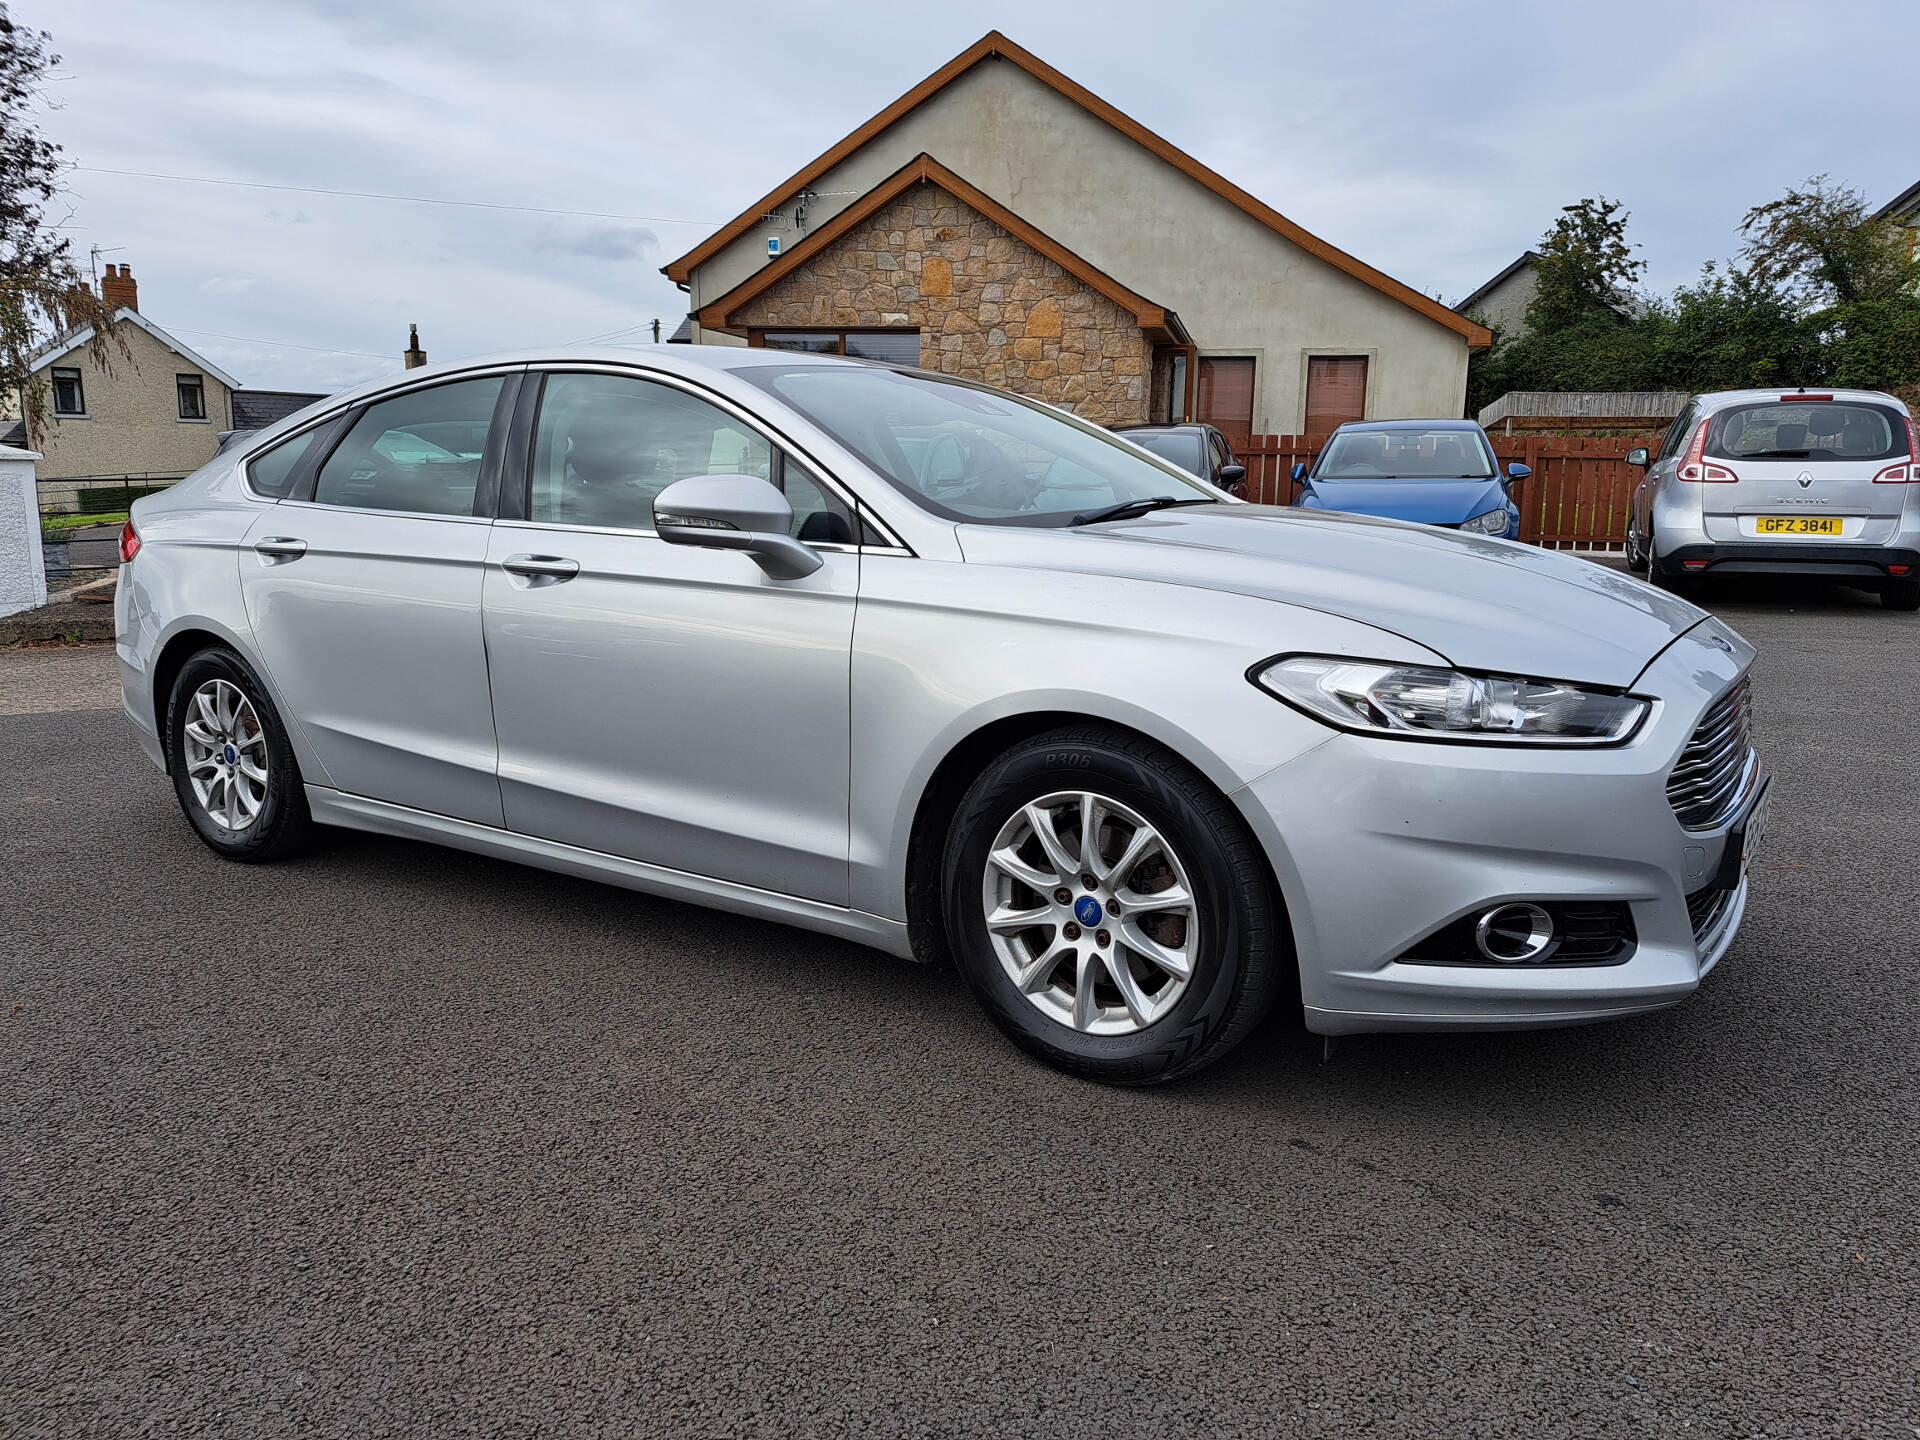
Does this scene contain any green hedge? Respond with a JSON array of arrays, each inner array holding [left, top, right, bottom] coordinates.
[[75, 484, 170, 514]]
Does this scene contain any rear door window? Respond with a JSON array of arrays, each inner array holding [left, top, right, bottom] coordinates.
[[1707, 402, 1905, 462], [312, 377, 504, 516]]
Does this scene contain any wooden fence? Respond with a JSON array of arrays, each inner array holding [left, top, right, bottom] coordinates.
[[1233, 434, 1661, 550]]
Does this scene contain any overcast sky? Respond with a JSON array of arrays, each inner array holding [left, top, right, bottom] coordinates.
[[33, 0, 1917, 393]]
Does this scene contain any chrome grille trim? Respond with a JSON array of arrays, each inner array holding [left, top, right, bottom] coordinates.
[[1687, 882, 1741, 956], [1668, 677, 1758, 830]]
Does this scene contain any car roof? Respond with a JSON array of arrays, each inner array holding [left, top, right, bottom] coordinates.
[[1113, 423, 1206, 433], [1333, 418, 1485, 432], [1691, 387, 1909, 412]]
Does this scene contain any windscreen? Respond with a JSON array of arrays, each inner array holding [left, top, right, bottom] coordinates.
[[1706, 402, 1907, 462], [739, 364, 1213, 525], [1122, 430, 1206, 477], [1314, 428, 1496, 480]]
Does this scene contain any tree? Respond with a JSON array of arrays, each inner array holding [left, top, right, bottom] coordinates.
[[1738, 175, 1919, 308], [1523, 197, 1646, 333], [0, 6, 119, 448]]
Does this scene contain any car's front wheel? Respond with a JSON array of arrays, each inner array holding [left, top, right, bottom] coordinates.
[[1623, 518, 1649, 573], [942, 726, 1286, 1085], [165, 647, 313, 862]]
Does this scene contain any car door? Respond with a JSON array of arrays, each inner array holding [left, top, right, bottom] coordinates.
[[1639, 400, 1696, 535], [239, 370, 519, 826], [481, 367, 859, 904]]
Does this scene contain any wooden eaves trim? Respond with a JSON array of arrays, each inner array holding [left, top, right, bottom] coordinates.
[[665, 30, 1492, 350], [697, 153, 1189, 345]]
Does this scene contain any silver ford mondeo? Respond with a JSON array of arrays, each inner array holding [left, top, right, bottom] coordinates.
[[116, 347, 1767, 1084]]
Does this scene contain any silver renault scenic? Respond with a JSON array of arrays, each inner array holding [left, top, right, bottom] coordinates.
[[116, 347, 1767, 1084], [1624, 387, 1920, 609]]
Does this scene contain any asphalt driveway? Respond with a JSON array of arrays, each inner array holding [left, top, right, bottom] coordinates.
[[4, 574, 1917, 1438]]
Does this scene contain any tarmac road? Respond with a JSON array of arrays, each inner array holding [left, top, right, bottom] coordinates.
[[4, 576, 1917, 1438]]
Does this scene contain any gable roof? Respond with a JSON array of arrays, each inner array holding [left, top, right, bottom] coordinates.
[[231, 389, 327, 431], [1874, 179, 1920, 222], [697, 153, 1191, 345], [31, 308, 243, 390], [664, 31, 1491, 349], [1456, 251, 1542, 315]]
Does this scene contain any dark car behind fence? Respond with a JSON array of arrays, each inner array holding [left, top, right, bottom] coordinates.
[[1231, 434, 1658, 551]]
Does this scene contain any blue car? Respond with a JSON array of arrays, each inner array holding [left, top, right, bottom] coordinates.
[[1291, 419, 1529, 539]]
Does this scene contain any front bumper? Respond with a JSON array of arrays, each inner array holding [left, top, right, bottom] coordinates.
[[1659, 541, 1918, 582], [1235, 620, 1762, 1034]]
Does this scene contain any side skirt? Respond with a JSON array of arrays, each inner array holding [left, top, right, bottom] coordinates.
[[304, 785, 915, 959]]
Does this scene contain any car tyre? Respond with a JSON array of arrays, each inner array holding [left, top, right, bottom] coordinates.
[[1647, 541, 1694, 594], [942, 725, 1287, 1085], [165, 646, 313, 862], [1624, 520, 1649, 573], [1883, 579, 1920, 612]]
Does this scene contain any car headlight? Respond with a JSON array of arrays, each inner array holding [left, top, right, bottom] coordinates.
[[1460, 509, 1509, 536], [1253, 656, 1649, 745]]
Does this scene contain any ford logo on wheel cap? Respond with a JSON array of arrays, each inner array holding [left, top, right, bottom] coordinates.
[[1074, 895, 1103, 927]]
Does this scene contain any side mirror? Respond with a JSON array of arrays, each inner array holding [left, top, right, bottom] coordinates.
[[1505, 462, 1532, 482], [1624, 448, 1650, 468], [1290, 463, 1307, 482], [652, 474, 822, 579], [1217, 463, 1247, 497]]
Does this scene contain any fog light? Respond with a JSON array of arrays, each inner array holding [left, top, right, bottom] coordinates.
[[1474, 903, 1556, 963]]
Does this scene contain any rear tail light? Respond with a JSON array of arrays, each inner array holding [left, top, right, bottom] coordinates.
[[119, 520, 141, 564], [1875, 416, 1920, 482], [1676, 418, 1737, 482]]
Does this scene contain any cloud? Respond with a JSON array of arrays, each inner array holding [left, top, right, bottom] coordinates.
[[199, 276, 258, 296], [535, 223, 658, 262]]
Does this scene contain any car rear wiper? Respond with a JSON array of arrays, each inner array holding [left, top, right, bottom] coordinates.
[[1070, 496, 1213, 527], [1742, 449, 1811, 458]]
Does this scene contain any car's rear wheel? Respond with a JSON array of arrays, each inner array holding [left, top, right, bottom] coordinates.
[[165, 647, 312, 862], [1647, 540, 1694, 593], [942, 726, 1286, 1085], [1884, 579, 1920, 612]]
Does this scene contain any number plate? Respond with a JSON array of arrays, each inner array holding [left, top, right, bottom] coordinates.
[[1738, 784, 1769, 880], [1756, 516, 1843, 535]]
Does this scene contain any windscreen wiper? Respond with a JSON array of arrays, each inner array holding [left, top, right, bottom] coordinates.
[[1070, 496, 1213, 527], [1743, 449, 1811, 458]]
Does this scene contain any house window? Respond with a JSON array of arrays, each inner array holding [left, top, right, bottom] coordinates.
[[756, 330, 922, 366], [177, 374, 207, 421], [1305, 356, 1368, 432], [1196, 357, 1255, 437], [52, 367, 86, 416]]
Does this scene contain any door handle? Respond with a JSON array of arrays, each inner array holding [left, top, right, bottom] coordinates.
[[253, 537, 307, 559], [502, 553, 580, 581]]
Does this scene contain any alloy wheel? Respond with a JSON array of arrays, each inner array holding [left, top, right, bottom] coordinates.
[[181, 678, 269, 832], [980, 790, 1199, 1036]]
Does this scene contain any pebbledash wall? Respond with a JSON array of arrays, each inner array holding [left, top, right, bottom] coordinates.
[[732, 181, 1151, 424], [28, 316, 234, 482]]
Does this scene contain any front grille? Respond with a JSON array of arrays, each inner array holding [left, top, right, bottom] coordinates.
[[1687, 884, 1737, 952], [1667, 678, 1758, 830]]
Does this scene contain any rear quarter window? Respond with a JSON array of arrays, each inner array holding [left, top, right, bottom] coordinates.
[[245, 428, 323, 499]]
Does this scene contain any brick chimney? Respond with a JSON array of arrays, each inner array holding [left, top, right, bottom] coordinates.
[[100, 262, 138, 312], [403, 323, 427, 369]]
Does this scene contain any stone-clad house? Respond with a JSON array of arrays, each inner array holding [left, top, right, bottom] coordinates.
[[666, 32, 1490, 435]]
